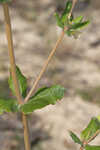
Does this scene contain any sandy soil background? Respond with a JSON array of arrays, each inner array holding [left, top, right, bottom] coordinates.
[[0, 0, 100, 150]]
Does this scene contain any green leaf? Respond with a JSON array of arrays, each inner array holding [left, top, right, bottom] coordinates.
[[70, 14, 74, 22], [8, 66, 27, 98], [85, 145, 100, 150], [69, 131, 83, 146], [81, 117, 100, 141], [65, 1, 72, 14], [20, 85, 65, 114], [72, 16, 83, 24], [66, 30, 72, 36], [71, 21, 90, 30], [97, 115, 100, 122], [55, 13, 64, 28], [0, 0, 11, 2], [66, 29, 81, 39], [0, 99, 18, 114], [32, 87, 49, 98], [61, 1, 72, 24]]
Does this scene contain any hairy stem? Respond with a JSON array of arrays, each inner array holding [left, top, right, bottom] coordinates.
[[25, 30, 65, 102], [3, 3, 31, 150], [25, 0, 78, 103]]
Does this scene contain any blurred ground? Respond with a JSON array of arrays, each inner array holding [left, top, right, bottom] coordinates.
[[0, 0, 100, 150]]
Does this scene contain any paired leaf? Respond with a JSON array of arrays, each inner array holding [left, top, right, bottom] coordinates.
[[85, 145, 100, 150], [81, 117, 100, 141], [20, 85, 65, 114], [0, 85, 65, 114], [55, 1, 90, 38], [8, 66, 27, 98], [69, 131, 82, 146], [0, 99, 18, 114]]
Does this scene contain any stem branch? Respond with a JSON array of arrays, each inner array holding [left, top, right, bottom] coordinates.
[[87, 130, 100, 144], [25, 30, 65, 102], [25, 0, 78, 103]]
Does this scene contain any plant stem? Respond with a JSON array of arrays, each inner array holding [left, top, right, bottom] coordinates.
[[22, 114, 31, 150], [79, 129, 100, 150], [3, 3, 31, 150], [87, 130, 100, 144], [25, 30, 65, 102], [71, 0, 77, 14], [25, 0, 78, 103], [3, 2, 22, 105], [80, 147, 84, 150]]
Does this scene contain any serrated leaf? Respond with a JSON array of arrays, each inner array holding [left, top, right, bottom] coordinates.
[[71, 21, 90, 30], [72, 16, 83, 24], [61, 1, 72, 24], [8, 66, 27, 98], [81, 117, 100, 141], [0, 99, 18, 114], [55, 13, 64, 28], [85, 145, 100, 150], [69, 131, 83, 146], [20, 85, 65, 114]]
